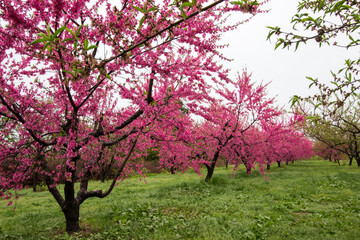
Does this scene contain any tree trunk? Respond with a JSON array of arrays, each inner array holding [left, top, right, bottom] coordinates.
[[100, 157, 115, 182], [225, 159, 228, 169], [277, 161, 281, 168], [63, 177, 81, 233], [349, 157, 353, 166], [33, 173, 38, 192], [204, 150, 220, 182], [63, 201, 80, 233], [246, 164, 251, 174], [355, 156, 360, 167], [205, 163, 215, 182], [267, 164, 270, 170], [170, 166, 176, 174]]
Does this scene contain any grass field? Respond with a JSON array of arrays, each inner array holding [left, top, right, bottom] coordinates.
[[0, 160, 359, 240]]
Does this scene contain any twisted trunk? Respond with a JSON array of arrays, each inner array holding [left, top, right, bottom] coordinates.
[[205, 150, 220, 182], [205, 161, 216, 182]]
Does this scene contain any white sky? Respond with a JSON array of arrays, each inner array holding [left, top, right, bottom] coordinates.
[[219, 0, 359, 109]]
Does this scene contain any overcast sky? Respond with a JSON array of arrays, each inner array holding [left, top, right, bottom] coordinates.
[[219, 0, 359, 109]]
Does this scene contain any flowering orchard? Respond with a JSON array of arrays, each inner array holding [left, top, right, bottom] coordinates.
[[0, 0, 271, 232], [151, 73, 313, 180], [0, 0, 312, 234]]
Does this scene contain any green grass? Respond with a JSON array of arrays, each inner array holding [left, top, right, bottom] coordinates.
[[1, 160, 360, 239]]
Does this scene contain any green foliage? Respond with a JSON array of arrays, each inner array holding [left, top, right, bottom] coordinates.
[[131, 5, 158, 29], [144, 147, 160, 162], [231, 0, 259, 6], [1, 161, 360, 239], [268, 0, 360, 107]]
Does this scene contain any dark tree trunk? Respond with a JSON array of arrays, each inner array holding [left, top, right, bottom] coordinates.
[[349, 157, 353, 166], [246, 164, 251, 174], [170, 166, 176, 174], [355, 156, 360, 167], [267, 164, 270, 170], [100, 157, 115, 182], [285, 161, 289, 166], [100, 176, 106, 183], [277, 161, 281, 168], [225, 159, 228, 169], [63, 175, 81, 233], [205, 162, 216, 182], [205, 150, 220, 182], [63, 201, 80, 233], [33, 173, 38, 192]]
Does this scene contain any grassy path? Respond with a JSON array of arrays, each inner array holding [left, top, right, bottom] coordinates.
[[1, 160, 359, 239]]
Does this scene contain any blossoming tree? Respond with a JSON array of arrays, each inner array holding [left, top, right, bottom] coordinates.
[[0, 0, 267, 232], [186, 72, 281, 181]]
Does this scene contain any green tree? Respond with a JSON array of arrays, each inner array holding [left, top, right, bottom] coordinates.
[[297, 95, 360, 166], [268, 0, 360, 107]]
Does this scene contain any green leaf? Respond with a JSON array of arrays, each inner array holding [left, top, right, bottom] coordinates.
[[37, 32, 49, 38], [138, 16, 146, 29], [230, 1, 242, 5], [106, 74, 111, 80], [30, 38, 46, 45], [63, 70, 74, 76], [314, 102, 322, 111], [180, 8, 188, 19], [180, 2, 193, 8], [147, 7, 157, 12], [75, 25, 83, 37], [65, 27, 74, 36], [330, 81, 339, 87], [318, 0, 325, 11], [274, 41, 282, 50], [181, 13, 188, 19], [290, 95, 299, 108], [87, 45, 98, 50], [48, 45, 53, 54], [42, 42, 50, 52], [332, 0, 346, 11], [54, 26, 66, 37], [266, 31, 274, 40], [84, 38, 89, 49], [306, 76, 318, 82], [61, 38, 74, 43], [46, 24, 51, 35], [309, 82, 315, 88], [132, 5, 145, 13]]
